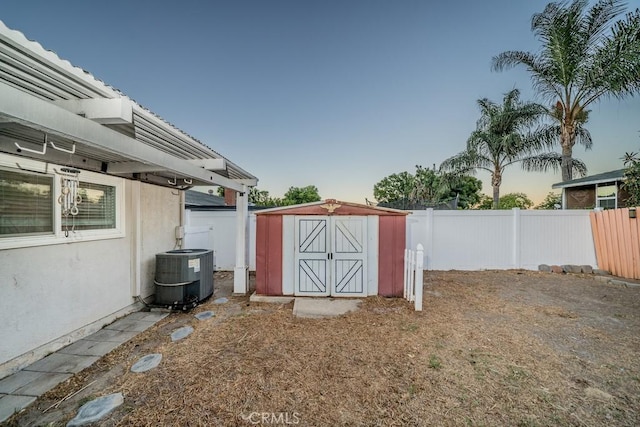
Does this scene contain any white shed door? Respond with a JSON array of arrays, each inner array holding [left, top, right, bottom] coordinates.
[[294, 216, 367, 297], [295, 217, 330, 296]]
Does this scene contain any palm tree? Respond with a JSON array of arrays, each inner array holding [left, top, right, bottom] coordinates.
[[493, 0, 640, 181], [441, 89, 586, 209]]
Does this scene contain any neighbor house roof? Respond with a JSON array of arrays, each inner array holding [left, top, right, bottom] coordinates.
[[0, 20, 256, 190], [552, 169, 625, 189], [185, 190, 226, 207]]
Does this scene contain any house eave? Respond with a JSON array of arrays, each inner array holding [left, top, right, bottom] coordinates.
[[0, 82, 246, 190], [0, 19, 257, 189], [552, 174, 626, 189]]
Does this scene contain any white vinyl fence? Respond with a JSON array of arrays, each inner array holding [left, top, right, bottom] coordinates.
[[183, 209, 257, 270], [404, 244, 424, 311], [183, 208, 597, 271], [406, 208, 597, 270]]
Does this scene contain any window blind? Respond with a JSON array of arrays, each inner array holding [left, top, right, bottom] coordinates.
[[0, 169, 53, 236], [63, 181, 116, 230]]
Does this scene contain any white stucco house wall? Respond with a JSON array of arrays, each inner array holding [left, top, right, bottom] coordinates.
[[0, 21, 257, 379]]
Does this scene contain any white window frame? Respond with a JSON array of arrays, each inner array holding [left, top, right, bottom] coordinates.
[[595, 182, 617, 210], [0, 153, 125, 250]]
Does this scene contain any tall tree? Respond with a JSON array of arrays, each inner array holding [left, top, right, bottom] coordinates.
[[623, 151, 640, 206], [477, 192, 534, 210], [493, 0, 640, 181], [441, 89, 586, 209], [225, 186, 319, 207], [496, 192, 534, 209], [535, 191, 563, 209], [282, 185, 321, 205], [373, 171, 415, 209], [411, 166, 451, 206], [445, 175, 483, 209], [373, 166, 482, 209], [248, 187, 281, 207]]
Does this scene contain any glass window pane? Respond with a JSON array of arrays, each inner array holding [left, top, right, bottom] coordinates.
[[62, 182, 116, 231], [597, 198, 616, 209], [0, 169, 53, 236], [597, 185, 616, 198]]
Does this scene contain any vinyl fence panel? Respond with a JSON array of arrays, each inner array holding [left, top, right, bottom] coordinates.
[[407, 208, 596, 270], [188, 207, 597, 272], [185, 210, 257, 270], [519, 210, 596, 269]]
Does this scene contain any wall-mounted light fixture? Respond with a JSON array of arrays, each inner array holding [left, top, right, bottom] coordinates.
[[630, 207, 637, 219]]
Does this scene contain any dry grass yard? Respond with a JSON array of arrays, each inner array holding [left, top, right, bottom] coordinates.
[[7, 270, 640, 426]]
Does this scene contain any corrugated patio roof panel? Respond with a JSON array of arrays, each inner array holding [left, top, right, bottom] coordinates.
[[0, 19, 257, 184]]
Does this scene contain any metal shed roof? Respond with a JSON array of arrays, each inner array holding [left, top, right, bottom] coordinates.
[[0, 20, 256, 190], [255, 199, 410, 216]]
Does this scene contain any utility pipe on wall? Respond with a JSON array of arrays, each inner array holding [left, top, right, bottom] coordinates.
[[131, 180, 142, 298], [177, 190, 186, 249]]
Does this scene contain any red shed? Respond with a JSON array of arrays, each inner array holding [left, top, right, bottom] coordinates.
[[255, 199, 408, 298]]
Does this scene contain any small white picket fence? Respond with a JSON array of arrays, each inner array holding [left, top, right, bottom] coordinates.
[[404, 244, 424, 311]]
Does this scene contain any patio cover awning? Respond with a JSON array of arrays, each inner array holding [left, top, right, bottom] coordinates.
[[0, 20, 256, 192]]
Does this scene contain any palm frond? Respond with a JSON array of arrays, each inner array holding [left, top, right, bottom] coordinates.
[[520, 152, 587, 177], [491, 50, 537, 72], [535, 116, 593, 150], [574, 125, 593, 149], [520, 152, 563, 173], [530, 123, 560, 149], [582, 0, 627, 47], [570, 157, 588, 177], [492, 51, 564, 102], [582, 8, 640, 103]]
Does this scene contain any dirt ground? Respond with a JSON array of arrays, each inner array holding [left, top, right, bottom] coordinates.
[[6, 270, 640, 426]]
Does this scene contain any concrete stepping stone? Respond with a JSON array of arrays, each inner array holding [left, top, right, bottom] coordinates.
[[213, 297, 228, 304], [131, 354, 162, 373], [293, 298, 361, 318], [66, 392, 123, 426], [170, 326, 194, 342], [195, 311, 214, 320]]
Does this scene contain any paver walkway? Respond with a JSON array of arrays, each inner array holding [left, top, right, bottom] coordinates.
[[0, 310, 167, 423]]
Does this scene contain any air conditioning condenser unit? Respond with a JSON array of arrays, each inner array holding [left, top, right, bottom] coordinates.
[[154, 249, 214, 308]]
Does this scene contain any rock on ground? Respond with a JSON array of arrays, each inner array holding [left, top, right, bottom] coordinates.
[[170, 326, 194, 342], [131, 354, 162, 373], [66, 393, 123, 427]]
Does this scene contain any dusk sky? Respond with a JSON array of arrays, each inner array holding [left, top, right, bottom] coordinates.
[[3, 0, 639, 204]]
